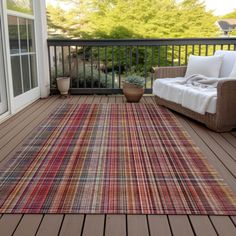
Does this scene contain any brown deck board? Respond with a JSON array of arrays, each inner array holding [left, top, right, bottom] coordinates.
[[127, 215, 149, 236], [36, 214, 64, 236], [231, 216, 236, 225], [0, 214, 22, 236], [148, 215, 172, 236], [189, 216, 217, 236], [168, 215, 194, 236], [0, 99, 47, 138], [59, 214, 84, 236], [0, 95, 235, 236], [0, 99, 41, 129], [0, 97, 56, 150], [210, 216, 236, 236], [0, 97, 60, 163], [13, 214, 43, 236], [105, 215, 126, 236], [222, 133, 236, 149], [208, 132, 236, 161], [82, 215, 105, 236]]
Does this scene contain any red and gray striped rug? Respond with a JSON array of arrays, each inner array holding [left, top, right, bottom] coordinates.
[[0, 103, 235, 214]]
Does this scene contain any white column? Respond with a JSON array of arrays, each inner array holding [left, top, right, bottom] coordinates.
[[34, 0, 50, 98]]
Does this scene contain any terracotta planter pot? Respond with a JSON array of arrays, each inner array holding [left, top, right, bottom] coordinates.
[[56, 77, 70, 95], [123, 83, 144, 102]]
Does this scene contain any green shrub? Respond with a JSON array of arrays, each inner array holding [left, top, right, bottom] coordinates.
[[125, 75, 145, 88]]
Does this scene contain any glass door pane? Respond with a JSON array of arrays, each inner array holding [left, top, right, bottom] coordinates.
[[0, 17, 8, 115], [8, 14, 38, 97]]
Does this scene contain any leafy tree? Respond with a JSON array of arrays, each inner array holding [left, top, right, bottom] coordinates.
[[47, 0, 218, 39]]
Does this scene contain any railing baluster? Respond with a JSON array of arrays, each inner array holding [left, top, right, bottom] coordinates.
[[118, 46, 121, 88], [112, 46, 114, 88], [62, 46, 64, 76], [98, 46, 100, 88], [198, 44, 201, 55], [91, 47, 93, 88], [205, 45, 208, 56], [158, 46, 160, 66], [165, 45, 168, 66], [213, 44, 216, 54], [68, 46, 71, 76], [105, 46, 108, 88], [185, 45, 188, 65], [48, 45, 52, 88], [171, 45, 174, 66], [126, 46, 128, 73], [83, 46, 86, 88], [144, 46, 147, 88], [76, 46, 79, 87], [151, 46, 154, 88], [136, 46, 139, 66], [54, 46, 57, 79], [130, 46, 132, 68], [192, 45, 195, 55], [178, 45, 181, 66]]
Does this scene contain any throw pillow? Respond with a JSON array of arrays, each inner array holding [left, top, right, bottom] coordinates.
[[229, 62, 236, 78], [185, 55, 223, 78]]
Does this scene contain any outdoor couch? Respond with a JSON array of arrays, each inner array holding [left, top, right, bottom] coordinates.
[[152, 50, 236, 132]]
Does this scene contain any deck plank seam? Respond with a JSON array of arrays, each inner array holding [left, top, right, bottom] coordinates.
[[11, 214, 24, 236], [208, 215, 221, 235], [146, 215, 151, 236], [187, 215, 197, 236], [80, 214, 86, 236], [34, 214, 45, 236], [166, 215, 174, 236], [57, 214, 66, 236]]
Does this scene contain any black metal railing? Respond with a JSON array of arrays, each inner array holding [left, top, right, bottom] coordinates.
[[48, 38, 236, 94]]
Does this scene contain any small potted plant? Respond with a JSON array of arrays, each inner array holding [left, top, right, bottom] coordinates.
[[56, 75, 70, 96], [123, 75, 145, 102]]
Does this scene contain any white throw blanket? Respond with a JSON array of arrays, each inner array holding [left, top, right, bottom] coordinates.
[[176, 74, 220, 88], [176, 74, 219, 114]]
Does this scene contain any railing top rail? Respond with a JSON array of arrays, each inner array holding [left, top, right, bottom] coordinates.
[[48, 37, 236, 46]]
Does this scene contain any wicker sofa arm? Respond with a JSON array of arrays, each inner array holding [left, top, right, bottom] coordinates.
[[216, 79, 236, 131], [152, 66, 187, 79]]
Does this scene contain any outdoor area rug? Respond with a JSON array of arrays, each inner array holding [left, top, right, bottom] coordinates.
[[0, 103, 236, 215]]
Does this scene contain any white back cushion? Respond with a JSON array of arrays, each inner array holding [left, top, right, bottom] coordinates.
[[185, 55, 223, 78], [229, 62, 236, 78], [214, 50, 236, 77]]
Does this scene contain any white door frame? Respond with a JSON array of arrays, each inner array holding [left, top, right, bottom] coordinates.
[[2, 0, 41, 114], [0, 1, 10, 120]]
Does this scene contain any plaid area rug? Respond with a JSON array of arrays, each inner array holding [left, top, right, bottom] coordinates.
[[0, 103, 236, 215]]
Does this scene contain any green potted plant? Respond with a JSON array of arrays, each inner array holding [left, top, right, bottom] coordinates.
[[123, 75, 145, 102]]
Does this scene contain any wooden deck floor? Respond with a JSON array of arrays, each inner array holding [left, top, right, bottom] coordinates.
[[0, 95, 236, 236]]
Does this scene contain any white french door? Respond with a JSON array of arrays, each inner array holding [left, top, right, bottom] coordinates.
[[0, 5, 8, 116], [4, 0, 40, 113]]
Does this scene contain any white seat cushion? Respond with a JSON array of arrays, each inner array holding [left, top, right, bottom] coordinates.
[[185, 55, 223, 78], [214, 50, 236, 77], [153, 78, 217, 114]]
